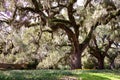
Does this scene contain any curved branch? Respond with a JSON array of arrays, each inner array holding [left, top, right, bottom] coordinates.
[[84, 0, 92, 8], [67, 2, 76, 26], [17, 6, 36, 12], [51, 18, 71, 25], [67, 0, 79, 38], [51, 23, 75, 42]]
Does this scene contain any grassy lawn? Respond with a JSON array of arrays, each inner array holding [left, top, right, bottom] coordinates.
[[0, 69, 120, 80]]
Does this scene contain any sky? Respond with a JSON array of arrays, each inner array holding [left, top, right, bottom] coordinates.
[[77, 0, 84, 6]]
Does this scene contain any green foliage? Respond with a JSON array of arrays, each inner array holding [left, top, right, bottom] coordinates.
[[114, 55, 120, 69], [37, 51, 70, 69], [27, 59, 38, 69], [83, 55, 97, 69], [83, 61, 95, 69]]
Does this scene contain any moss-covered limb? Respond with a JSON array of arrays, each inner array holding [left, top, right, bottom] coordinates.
[[67, 1, 76, 26], [84, 0, 92, 8], [0, 20, 10, 24], [10, 7, 17, 23], [27, 23, 40, 27], [69, 0, 77, 4], [16, 6, 36, 13], [67, 0, 80, 39], [51, 19, 71, 25], [55, 23, 76, 40], [31, 0, 41, 11], [80, 22, 99, 51]]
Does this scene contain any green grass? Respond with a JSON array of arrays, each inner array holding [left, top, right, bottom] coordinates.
[[0, 69, 120, 80]]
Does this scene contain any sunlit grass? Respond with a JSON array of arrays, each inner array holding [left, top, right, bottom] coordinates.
[[0, 69, 119, 80]]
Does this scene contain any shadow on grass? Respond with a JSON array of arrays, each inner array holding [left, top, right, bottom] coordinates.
[[0, 70, 74, 80], [0, 70, 118, 80]]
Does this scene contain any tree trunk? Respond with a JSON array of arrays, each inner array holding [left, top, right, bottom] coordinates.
[[70, 49, 82, 69], [70, 38, 82, 69], [97, 57, 105, 69], [110, 61, 115, 70], [110, 59, 115, 70], [108, 54, 118, 70]]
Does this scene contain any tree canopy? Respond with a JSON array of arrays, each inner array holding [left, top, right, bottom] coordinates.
[[0, 0, 120, 69]]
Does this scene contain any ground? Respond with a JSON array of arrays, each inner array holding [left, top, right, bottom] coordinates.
[[0, 69, 120, 80]]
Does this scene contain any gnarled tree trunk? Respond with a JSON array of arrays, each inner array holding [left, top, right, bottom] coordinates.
[[110, 60, 115, 69], [97, 56, 105, 69], [70, 42, 82, 69]]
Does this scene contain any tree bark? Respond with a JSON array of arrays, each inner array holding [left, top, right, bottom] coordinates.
[[97, 57, 105, 69], [110, 60, 115, 69], [70, 34, 82, 69], [70, 22, 98, 69], [70, 46, 82, 69]]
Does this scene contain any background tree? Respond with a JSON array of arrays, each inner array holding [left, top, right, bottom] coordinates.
[[88, 19, 120, 69]]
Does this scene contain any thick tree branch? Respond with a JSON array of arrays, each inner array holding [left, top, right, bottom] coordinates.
[[31, 0, 41, 11], [67, 1, 76, 26], [51, 18, 71, 25], [55, 44, 71, 48], [80, 22, 99, 51], [53, 23, 75, 41], [42, 30, 53, 33], [11, 7, 17, 22], [27, 23, 40, 27], [93, 35, 99, 50], [88, 45, 99, 58], [84, 0, 92, 8], [104, 39, 114, 53], [17, 6, 36, 12], [0, 20, 9, 24], [67, 0, 79, 39]]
